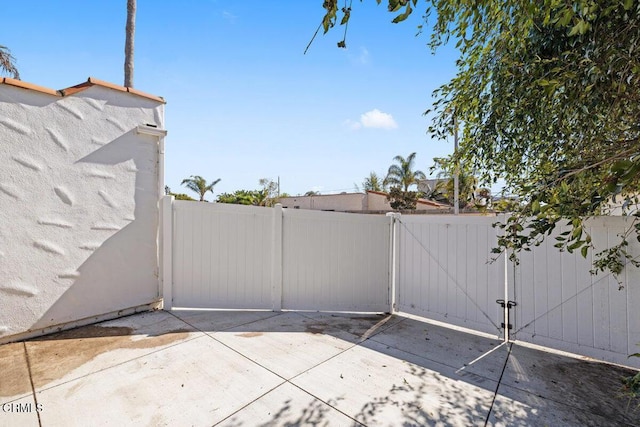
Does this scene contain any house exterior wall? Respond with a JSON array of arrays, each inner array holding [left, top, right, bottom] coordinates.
[[365, 192, 393, 211], [278, 193, 365, 212], [278, 191, 448, 213], [0, 83, 164, 341]]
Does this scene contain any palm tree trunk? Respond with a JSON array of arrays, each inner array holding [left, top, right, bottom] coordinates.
[[124, 0, 136, 87]]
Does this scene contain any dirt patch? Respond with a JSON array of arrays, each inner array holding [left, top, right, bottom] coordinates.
[[23, 325, 191, 391], [0, 342, 32, 398], [237, 332, 263, 338], [526, 357, 640, 423], [305, 327, 325, 335]]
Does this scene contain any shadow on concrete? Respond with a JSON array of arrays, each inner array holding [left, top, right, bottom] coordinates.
[[170, 310, 639, 426], [15, 309, 640, 426]]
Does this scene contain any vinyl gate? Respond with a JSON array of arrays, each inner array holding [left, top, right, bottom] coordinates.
[[393, 215, 506, 337], [160, 197, 640, 368], [394, 214, 640, 368], [163, 199, 391, 313]]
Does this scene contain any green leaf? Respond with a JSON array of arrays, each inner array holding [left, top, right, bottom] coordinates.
[[392, 4, 413, 24], [571, 227, 582, 240], [581, 245, 588, 258], [531, 200, 540, 214]]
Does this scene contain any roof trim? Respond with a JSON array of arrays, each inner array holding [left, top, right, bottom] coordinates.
[[62, 77, 165, 103], [1, 77, 165, 103], [1, 78, 59, 96], [416, 199, 449, 208]]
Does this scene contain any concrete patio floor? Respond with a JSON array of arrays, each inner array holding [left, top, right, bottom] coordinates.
[[1, 310, 638, 426]]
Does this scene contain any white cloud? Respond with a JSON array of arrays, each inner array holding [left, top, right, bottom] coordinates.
[[342, 119, 362, 131], [361, 109, 397, 129]]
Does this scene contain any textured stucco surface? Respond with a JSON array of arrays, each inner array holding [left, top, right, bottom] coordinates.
[[0, 84, 164, 338]]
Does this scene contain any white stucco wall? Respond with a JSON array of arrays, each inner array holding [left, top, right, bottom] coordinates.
[[0, 83, 164, 340]]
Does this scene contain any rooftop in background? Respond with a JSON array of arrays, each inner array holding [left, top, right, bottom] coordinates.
[[0, 77, 165, 103], [278, 190, 450, 213]]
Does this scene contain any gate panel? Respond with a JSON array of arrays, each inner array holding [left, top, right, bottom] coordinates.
[[282, 209, 390, 312], [172, 201, 273, 309], [512, 217, 640, 368], [396, 215, 504, 337]]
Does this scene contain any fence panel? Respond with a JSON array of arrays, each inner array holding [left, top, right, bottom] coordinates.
[[172, 201, 274, 309], [395, 215, 505, 337], [513, 217, 640, 368], [166, 200, 639, 368], [282, 209, 390, 312]]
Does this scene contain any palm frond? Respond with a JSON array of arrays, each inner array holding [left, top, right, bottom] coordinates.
[[0, 46, 20, 79]]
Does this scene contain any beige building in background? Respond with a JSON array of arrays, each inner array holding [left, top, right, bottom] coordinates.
[[277, 190, 449, 213]]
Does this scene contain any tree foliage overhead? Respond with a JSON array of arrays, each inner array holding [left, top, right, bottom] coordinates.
[[319, 0, 640, 278]]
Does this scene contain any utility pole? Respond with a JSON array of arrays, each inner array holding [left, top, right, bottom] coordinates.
[[453, 116, 459, 215]]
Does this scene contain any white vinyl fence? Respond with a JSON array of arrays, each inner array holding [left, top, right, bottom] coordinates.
[[170, 201, 275, 309], [394, 215, 506, 336], [511, 217, 640, 367], [282, 209, 391, 312], [394, 214, 640, 368], [160, 197, 640, 368], [164, 200, 390, 312]]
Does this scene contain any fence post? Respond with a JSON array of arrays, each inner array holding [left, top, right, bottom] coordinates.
[[498, 213, 513, 342], [386, 212, 401, 313], [271, 203, 283, 311], [161, 195, 174, 310]]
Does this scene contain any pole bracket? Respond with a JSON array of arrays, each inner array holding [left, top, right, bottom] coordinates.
[[496, 299, 517, 331]]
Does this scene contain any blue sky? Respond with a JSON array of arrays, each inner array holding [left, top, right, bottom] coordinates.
[[3, 1, 461, 199]]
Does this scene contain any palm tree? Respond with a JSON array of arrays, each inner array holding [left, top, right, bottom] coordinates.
[[434, 171, 478, 208], [384, 152, 426, 192], [124, 0, 136, 87], [0, 45, 19, 79], [362, 172, 384, 192], [181, 175, 221, 201]]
